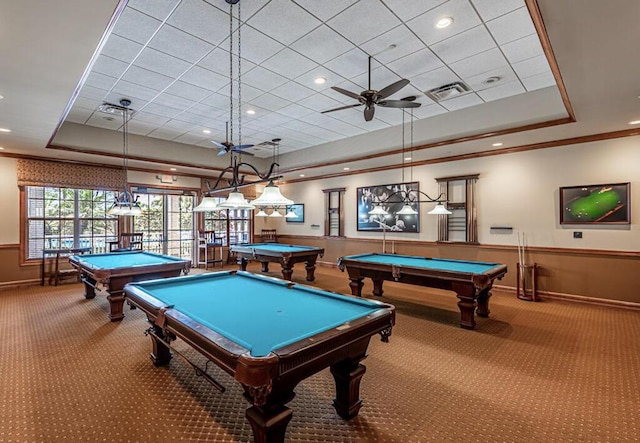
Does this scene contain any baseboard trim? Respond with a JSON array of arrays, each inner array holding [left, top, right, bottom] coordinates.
[[0, 279, 41, 290]]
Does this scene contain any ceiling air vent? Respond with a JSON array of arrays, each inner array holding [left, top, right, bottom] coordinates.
[[425, 81, 471, 102]]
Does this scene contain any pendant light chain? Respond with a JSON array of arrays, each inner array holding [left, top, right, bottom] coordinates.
[[401, 110, 405, 184], [237, 0, 242, 148], [228, 1, 234, 147]]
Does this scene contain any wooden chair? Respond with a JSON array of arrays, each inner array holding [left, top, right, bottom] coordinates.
[[261, 229, 278, 243], [109, 233, 144, 252], [197, 230, 223, 269]]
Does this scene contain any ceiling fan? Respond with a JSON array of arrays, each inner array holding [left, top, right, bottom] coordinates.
[[322, 55, 421, 122], [212, 121, 254, 156]]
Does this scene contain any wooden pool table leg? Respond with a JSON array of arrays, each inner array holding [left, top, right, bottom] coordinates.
[[304, 259, 317, 281], [106, 291, 126, 322], [260, 261, 269, 273], [81, 275, 97, 299], [148, 325, 172, 367], [348, 277, 364, 296], [371, 279, 384, 297], [238, 257, 249, 271], [476, 287, 492, 318], [245, 404, 293, 443], [330, 355, 367, 420], [453, 282, 477, 330]]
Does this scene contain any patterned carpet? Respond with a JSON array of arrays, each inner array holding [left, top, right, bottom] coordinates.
[[0, 263, 638, 442]]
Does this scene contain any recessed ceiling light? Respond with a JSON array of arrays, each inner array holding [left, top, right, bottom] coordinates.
[[0, 128, 11, 133], [246, 109, 255, 115], [435, 17, 453, 29], [0, 94, 4, 100], [314, 77, 326, 85], [483, 76, 501, 85], [170, 168, 177, 172], [343, 167, 350, 171], [203, 129, 211, 134], [299, 174, 305, 177], [628, 120, 640, 125], [0, 147, 4, 150], [492, 142, 503, 147], [404, 157, 412, 161]]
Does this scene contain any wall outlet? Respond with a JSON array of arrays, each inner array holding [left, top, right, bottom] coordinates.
[[573, 231, 583, 239]]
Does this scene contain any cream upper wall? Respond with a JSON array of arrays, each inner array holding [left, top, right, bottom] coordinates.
[[268, 136, 640, 252], [0, 158, 19, 244]]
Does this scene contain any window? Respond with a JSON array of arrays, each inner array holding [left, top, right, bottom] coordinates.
[[201, 198, 252, 246], [24, 186, 118, 259]]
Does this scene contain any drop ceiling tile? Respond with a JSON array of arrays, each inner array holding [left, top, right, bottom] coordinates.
[[361, 25, 428, 65], [309, 93, 345, 112], [226, 0, 271, 21], [464, 65, 518, 92], [486, 6, 536, 45], [121, 65, 175, 91], [132, 111, 171, 126], [431, 25, 496, 65], [134, 47, 192, 78], [293, 0, 357, 21], [407, 0, 482, 46], [229, 25, 285, 65], [232, 82, 270, 102], [324, 48, 369, 80], [387, 48, 444, 79], [112, 7, 162, 45], [65, 108, 94, 125], [249, 93, 291, 112], [152, 93, 197, 111], [439, 92, 483, 111], [107, 81, 158, 104], [163, 118, 197, 131], [92, 55, 129, 79], [247, 0, 321, 46], [198, 48, 256, 78], [449, 47, 508, 79], [522, 71, 557, 91], [100, 34, 144, 64], [409, 66, 461, 93], [147, 127, 187, 141], [477, 80, 525, 102], [240, 66, 288, 93], [148, 24, 215, 63], [270, 81, 316, 103], [261, 48, 318, 79], [295, 68, 348, 93], [252, 112, 292, 127], [501, 33, 544, 64], [180, 65, 228, 92], [276, 103, 317, 119], [128, 0, 181, 20], [173, 132, 210, 145], [512, 55, 552, 79], [126, 121, 159, 136], [470, 0, 525, 21], [327, 0, 401, 46], [380, 0, 448, 22], [143, 102, 185, 118], [164, 81, 214, 102], [85, 72, 119, 92], [167, 0, 231, 45], [350, 66, 403, 94], [411, 102, 448, 119], [298, 115, 363, 137], [77, 86, 108, 102], [197, 93, 229, 111], [290, 25, 355, 65]]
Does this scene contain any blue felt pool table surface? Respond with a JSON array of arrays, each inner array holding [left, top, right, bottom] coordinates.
[[341, 253, 503, 274], [126, 271, 382, 357], [234, 243, 321, 253], [73, 251, 186, 269]]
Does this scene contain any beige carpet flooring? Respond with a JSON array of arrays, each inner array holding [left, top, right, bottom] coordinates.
[[0, 263, 638, 442]]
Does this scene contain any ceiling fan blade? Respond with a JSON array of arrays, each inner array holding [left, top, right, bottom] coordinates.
[[331, 86, 362, 101], [233, 143, 255, 150], [217, 149, 228, 156], [211, 140, 227, 149], [378, 100, 422, 109], [364, 105, 375, 122], [377, 79, 410, 100], [232, 149, 254, 157], [321, 103, 363, 114]]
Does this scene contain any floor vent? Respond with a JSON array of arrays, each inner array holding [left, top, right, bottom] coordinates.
[[425, 81, 471, 102]]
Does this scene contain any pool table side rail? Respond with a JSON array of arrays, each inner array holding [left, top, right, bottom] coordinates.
[[231, 244, 325, 258], [69, 252, 191, 280]]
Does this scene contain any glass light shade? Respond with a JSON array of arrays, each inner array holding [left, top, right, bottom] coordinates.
[[368, 205, 389, 216], [396, 204, 418, 215], [428, 202, 452, 215], [249, 182, 293, 207], [284, 210, 298, 218], [269, 209, 283, 217], [255, 208, 269, 217], [193, 196, 219, 212], [218, 191, 255, 210]]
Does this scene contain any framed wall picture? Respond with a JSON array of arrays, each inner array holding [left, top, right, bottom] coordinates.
[[285, 204, 304, 223], [560, 183, 630, 224], [357, 182, 420, 232]]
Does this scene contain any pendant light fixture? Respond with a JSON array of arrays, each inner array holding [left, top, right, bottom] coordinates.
[[106, 98, 142, 216]]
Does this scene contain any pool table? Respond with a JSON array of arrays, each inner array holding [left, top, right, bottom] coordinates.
[[230, 243, 325, 281], [69, 251, 191, 321], [338, 253, 507, 330], [124, 271, 395, 443]]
